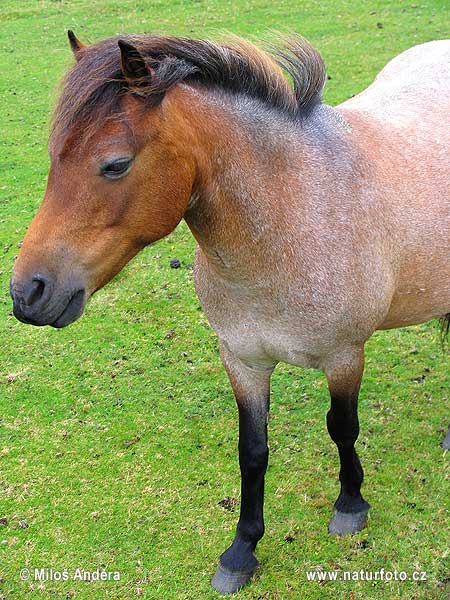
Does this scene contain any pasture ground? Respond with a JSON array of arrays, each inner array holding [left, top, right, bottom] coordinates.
[[0, 1, 449, 599]]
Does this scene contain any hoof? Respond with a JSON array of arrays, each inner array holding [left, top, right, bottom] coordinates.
[[328, 507, 369, 535], [442, 428, 450, 450], [211, 561, 258, 594]]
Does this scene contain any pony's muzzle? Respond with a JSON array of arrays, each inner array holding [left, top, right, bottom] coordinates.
[[10, 271, 87, 328]]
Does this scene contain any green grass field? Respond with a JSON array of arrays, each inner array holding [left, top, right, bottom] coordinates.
[[0, 1, 449, 599]]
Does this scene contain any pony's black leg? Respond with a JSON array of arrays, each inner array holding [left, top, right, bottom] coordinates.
[[442, 424, 450, 450], [211, 343, 274, 595], [324, 348, 370, 535]]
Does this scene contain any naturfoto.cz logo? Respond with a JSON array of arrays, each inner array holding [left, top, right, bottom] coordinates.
[[306, 568, 427, 582]]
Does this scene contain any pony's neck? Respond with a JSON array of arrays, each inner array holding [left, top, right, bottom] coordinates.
[[173, 86, 354, 279]]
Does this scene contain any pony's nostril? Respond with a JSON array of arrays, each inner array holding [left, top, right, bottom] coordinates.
[[23, 276, 47, 307]]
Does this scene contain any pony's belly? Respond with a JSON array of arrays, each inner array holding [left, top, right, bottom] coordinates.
[[380, 290, 450, 329], [380, 260, 450, 329]]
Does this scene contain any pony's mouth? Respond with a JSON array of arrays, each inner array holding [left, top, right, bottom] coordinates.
[[50, 289, 86, 328], [11, 284, 87, 329]]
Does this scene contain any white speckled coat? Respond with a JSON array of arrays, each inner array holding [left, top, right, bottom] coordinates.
[[186, 42, 449, 374]]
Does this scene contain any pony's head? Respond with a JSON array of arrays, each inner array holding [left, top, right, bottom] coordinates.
[[10, 31, 324, 327], [10, 33, 199, 327]]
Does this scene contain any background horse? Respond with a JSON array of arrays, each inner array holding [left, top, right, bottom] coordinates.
[[10, 31, 449, 594]]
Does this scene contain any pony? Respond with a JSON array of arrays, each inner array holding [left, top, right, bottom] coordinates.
[[10, 31, 450, 593]]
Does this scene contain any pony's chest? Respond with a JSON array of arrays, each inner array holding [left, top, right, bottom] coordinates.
[[219, 321, 322, 370], [194, 262, 324, 369]]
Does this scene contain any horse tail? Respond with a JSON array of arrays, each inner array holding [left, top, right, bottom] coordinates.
[[440, 313, 450, 346]]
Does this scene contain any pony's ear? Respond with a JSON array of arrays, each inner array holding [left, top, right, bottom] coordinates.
[[68, 30, 86, 61], [118, 40, 150, 85]]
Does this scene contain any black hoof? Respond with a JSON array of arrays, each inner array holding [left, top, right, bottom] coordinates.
[[442, 428, 450, 450], [328, 507, 369, 535], [211, 561, 258, 594]]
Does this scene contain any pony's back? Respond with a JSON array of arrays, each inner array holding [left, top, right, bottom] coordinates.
[[340, 40, 450, 126]]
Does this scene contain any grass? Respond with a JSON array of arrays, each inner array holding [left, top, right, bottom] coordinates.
[[0, 1, 449, 599]]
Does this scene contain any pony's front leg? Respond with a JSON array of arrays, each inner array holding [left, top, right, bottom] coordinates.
[[324, 346, 371, 535], [211, 342, 274, 595]]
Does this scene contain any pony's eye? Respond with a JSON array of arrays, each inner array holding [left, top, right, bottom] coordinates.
[[101, 158, 133, 179]]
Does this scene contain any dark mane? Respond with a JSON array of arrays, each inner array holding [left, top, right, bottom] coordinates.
[[50, 33, 326, 150]]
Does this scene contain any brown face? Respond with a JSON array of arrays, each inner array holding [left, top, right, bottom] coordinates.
[[10, 92, 195, 328]]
